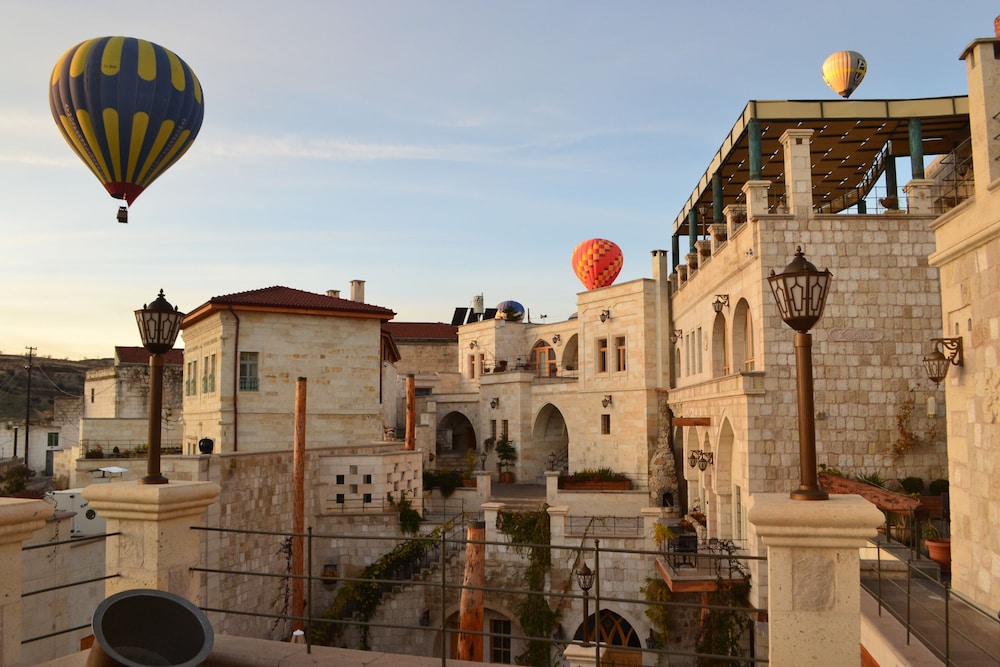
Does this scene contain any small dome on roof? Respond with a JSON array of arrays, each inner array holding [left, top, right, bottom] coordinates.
[[495, 300, 525, 321]]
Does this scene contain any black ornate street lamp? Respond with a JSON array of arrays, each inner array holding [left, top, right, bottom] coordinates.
[[575, 562, 595, 646], [768, 247, 832, 501], [135, 290, 184, 484]]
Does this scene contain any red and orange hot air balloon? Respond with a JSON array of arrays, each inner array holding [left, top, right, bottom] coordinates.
[[49, 36, 205, 222], [571, 239, 623, 290]]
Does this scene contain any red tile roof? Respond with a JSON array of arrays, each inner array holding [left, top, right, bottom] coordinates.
[[383, 322, 459, 341], [183, 286, 395, 327], [115, 346, 183, 366]]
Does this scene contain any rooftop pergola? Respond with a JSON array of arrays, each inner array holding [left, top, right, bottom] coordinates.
[[672, 96, 972, 236]]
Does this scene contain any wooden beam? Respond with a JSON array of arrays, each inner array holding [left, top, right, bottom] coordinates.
[[673, 417, 711, 426]]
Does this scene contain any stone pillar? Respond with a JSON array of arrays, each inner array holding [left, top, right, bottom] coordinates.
[[0, 499, 53, 667], [544, 470, 560, 505], [903, 178, 937, 215], [961, 38, 1000, 195], [742, 180, 771, 221], [780, 129, 815, 219], [84, 481, 221, 603], [474, 470, 492, 503], [640, 507, 666, 550], [748, 494, 883, 667]]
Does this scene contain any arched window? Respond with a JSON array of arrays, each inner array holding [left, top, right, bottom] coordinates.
[[712, 313, 729, 378], [530, 341, 557, 377], [732, 298, 755, 372]]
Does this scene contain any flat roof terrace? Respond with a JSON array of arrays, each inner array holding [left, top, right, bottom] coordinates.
[[672, 96, 971, 234]]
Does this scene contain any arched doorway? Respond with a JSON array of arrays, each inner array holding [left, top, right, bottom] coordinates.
[[572, 609, 643, 666], [531, 403, 569, 477], [437, 411, 477, 460]]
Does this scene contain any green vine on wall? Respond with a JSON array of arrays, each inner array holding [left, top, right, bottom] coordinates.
[[695, 578, 752, 666], [497, 507, 560, 667], [313, 519, 456, 650]]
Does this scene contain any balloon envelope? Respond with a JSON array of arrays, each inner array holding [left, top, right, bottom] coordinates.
[[49, 36, 205, 205], [572, 239, 623, 290], [821, 50, 867, 98]]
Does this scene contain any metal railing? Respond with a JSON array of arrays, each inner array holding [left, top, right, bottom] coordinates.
[[566, 515, 642, 537], [190, 521, 765, 665], [863, 539, 1000, 665], [21, 532, 120, 645]]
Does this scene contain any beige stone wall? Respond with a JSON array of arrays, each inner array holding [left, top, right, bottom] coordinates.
[[671, 196, 948, 522], [21, 513, 105, 665], [926, 37, 1000, 612], [181, 310, 384, 453], [83, 368, 117, 418], [193, 446, 423, 640]]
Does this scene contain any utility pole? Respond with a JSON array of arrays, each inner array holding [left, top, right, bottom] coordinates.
[[24, 347, 34, 468]]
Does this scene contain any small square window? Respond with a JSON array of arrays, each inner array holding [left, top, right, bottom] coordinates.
[[336, 474, 345, 485], [350, 484, 358, 494], [601, 414, 611, 434], [349, 465, 358, 475], [335, 494, 345, 504], [363, 493, 372, 504], [363, 474, 372, 484]]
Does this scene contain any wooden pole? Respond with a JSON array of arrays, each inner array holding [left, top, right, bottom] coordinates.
[[292, 377, 307, 631], [405, 373, 416, 450], [457, 520, 486, 661]]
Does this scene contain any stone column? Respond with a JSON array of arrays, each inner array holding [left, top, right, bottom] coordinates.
[[902, 178, 937, 215], [780, 129, 815, 219], [742, 180, 771, 221], [84, 481, 221, 603], [0, 499, 53, 667], [748, 493, 883, 667]]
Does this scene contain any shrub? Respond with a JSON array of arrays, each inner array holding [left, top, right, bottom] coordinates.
[[899, 476, 925, 495], [928, 479, 950, 496]]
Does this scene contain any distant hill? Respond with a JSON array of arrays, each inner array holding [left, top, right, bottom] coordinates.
[[0, 354, 110, 423]]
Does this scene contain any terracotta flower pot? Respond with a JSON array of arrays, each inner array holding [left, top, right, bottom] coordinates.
[[926, 538, 951, 574]]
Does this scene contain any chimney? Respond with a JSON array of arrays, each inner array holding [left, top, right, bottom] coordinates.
[[350, 279, 365, 302], [326, 290, 340, 299]]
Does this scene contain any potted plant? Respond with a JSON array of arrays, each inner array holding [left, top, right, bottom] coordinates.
[[923, 521, 951, 574], [558, 468, 632, 490], [495, 438, 516, 483]]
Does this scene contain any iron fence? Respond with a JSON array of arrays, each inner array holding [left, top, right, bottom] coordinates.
[[189, 517, 765, 665], [863, 539, 1000, 665], [21, 532, 120, 645]]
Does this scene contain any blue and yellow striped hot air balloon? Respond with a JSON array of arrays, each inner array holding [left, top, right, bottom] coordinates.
[[49, 37, 204, 219]]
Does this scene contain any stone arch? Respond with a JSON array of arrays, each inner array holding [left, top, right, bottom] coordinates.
[[531, 403, 569, 478], [732, 298, 755, 372], [437, 410, 477, 457], [712, 311, 729, 378], [712, 418, 736, 540], [573, 608, 643, 651], [561, 333, 580, 372]]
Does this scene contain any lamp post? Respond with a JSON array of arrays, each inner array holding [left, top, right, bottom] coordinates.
[[135, 290, 184, 484], [575, 562, 594, 646], [768, 247, 832, 501]]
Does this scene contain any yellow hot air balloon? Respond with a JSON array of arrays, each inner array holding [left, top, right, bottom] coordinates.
[[821, 50, 867, 98]]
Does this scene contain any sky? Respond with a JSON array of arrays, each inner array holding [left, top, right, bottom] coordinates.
[[0, 1, 996, 360]]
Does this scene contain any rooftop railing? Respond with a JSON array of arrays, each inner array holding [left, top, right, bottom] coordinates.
[[189, 520, 765, 665]]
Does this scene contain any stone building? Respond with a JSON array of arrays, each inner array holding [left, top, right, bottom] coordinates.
[[663, 100, 962, 562], [57, 346, 184, 485], [179, 282, 397, 453], [927, 34, 1000, 611]]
